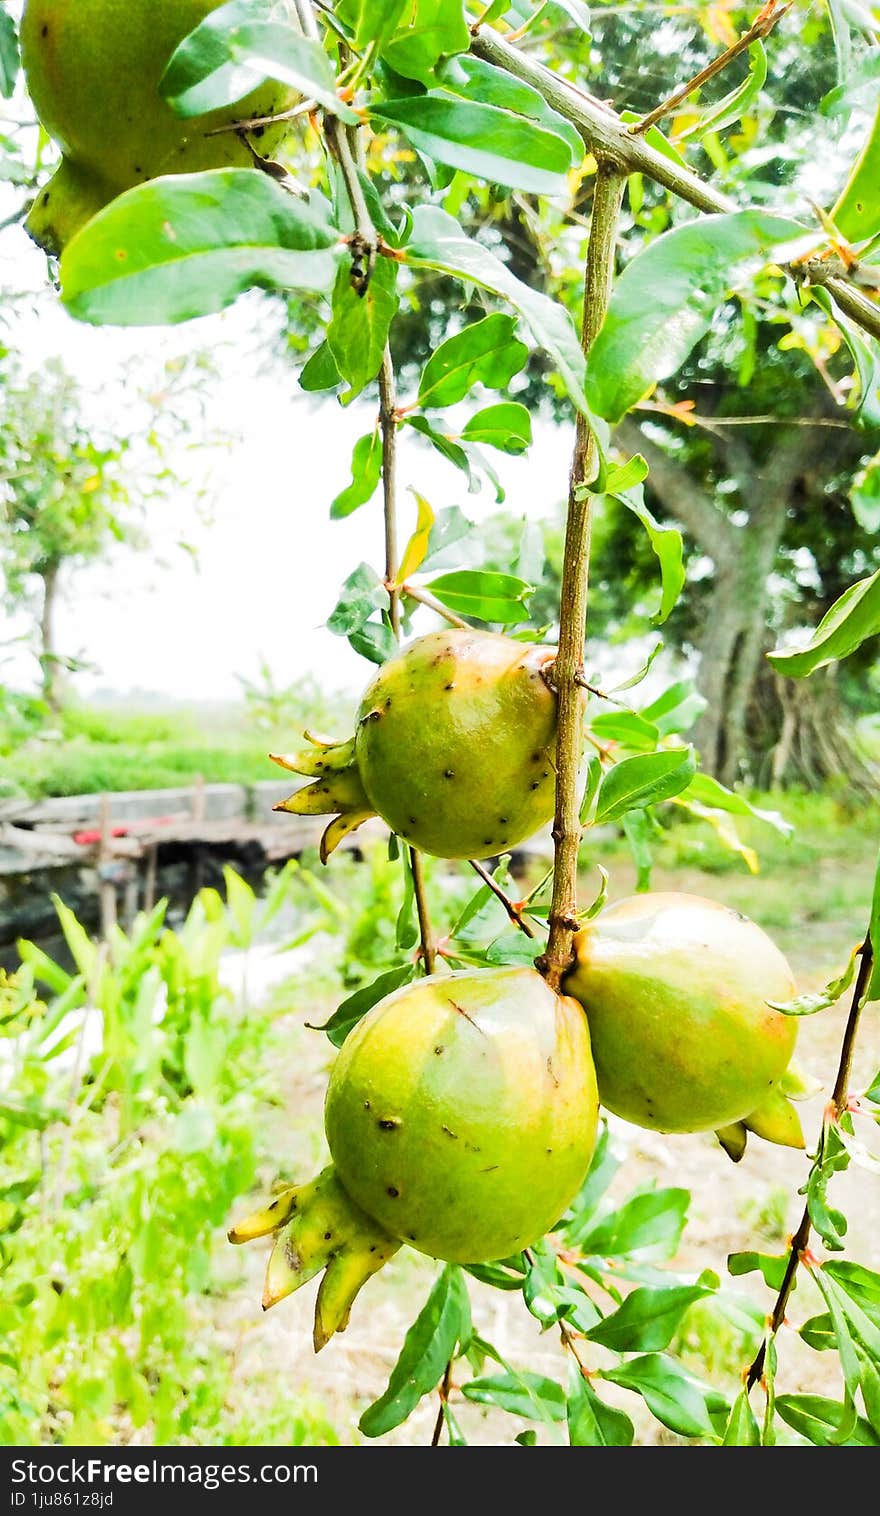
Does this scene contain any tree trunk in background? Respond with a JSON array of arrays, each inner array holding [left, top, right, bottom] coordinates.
[[38, 562, 62, 714], [617, 419, 842, 786]]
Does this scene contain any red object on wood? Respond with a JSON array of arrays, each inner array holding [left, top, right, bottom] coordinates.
[[73, 815, 181, 845]]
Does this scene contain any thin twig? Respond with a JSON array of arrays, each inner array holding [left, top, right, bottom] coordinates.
[[745, 935, 874, 1391], [410, 847, 437, 975], [431, 1358, 454, 1446], [468, 858, 537, 938], [206, 98, 319, 136], [540, 165, 626, 990], [631, 0, 790, 136], [560, 1318, 593, 1382], [379, 349, 401, 639], [398, 583, 470, 629]]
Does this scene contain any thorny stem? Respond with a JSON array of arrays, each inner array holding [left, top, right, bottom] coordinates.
[[745, 935, 874, 1392], [632, 0, 789, 136], [431, 1358, 454, 1446], [469, 25, 880, 346], [468, 858, 537, 938], [560, 1318, 592, 1382], [540, 165, 626, 991]]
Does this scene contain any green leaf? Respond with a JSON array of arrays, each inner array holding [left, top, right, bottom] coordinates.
[[422, 505, 475, 567], [585, 211, 806, 423], [767, 568, 880, 677], [766, 940, 861, 1017], [327, 563, 389, 636], [578, 1188, 689, 1261], [824, 1261, 880, 1342], [585, 1283, 713, 1353], [682, 773, 793, 836], [601, 1354, 719, 1440], [640, 679, 706, 736], [327, 258, 399, 402], [371, 95, 572, 194], [405, 415, 476, 486], [722, 1389, 761, 1446], [439, 54, 584, 165], [461, 1371, 566, 1422], [776, 1394, 879, 1446], [612, 487, 685, 624], [61, 171, 341, 327], [578, 754, 603, 824], [0, 5, 18, 98], [425, 569, 533, 624], [379, 0, 471, 85], [851, 454, 880, 531], [595, 747, 696, 824], [309, 965, 415, 1048], [460, 402, 532, 455], [359, 1265, 470, 1437], [822, 48, 880, 117], [800, 1313, 837, 1352], [300, 340, 342, 393], [349, 618, 398, 666], [679, 41, 768, 142], [622, 808, 654, 891], [418, 313, 528, 407], [160, 6, 358, 122], [406, 206, 588, 411], [727, 1252, 789, 1291], [831, 96, 880, 244], [590, 710, 660, 751], [567, 1365, 634, 1446], [331, 431, 382, 519], [337, 0, 409, 50]]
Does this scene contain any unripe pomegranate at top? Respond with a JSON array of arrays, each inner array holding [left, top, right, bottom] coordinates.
[[21, 0, 297, 254], [273, 629, 563, 861], [564, 891, 808, 1156]]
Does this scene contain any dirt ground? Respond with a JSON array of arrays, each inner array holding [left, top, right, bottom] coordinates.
[[217, 847, 880, 1447]]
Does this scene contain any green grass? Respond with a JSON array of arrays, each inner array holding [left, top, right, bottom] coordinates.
[[0, 701, 330, 798]]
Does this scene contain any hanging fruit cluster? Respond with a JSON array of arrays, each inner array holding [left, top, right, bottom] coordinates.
[[231, 631, 810, 1351]]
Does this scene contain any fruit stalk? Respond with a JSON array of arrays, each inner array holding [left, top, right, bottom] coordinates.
[[541, 163, 625, 989], [745, 932, 874, 1391], [299, 0, 436, 969]]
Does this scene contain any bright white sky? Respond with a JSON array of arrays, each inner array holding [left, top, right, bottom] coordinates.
[[1, 218, 576, 705]]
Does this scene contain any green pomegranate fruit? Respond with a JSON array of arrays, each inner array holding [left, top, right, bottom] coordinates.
[[564, 892, 807, 1154], [21, 0, 298, 254], [273, 629, 561, 860], [230, 967, 599, 1349]]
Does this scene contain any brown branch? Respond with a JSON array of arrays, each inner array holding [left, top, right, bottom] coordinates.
[[632, 1, 790, 136], [468, 858, 537, 938], [745, 934, 874, 1391], [540, 165, 626, 990], [468, 25, 880, 348]]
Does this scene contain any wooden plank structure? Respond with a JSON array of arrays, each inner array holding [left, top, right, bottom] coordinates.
[[0, 778, 553, 956]]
